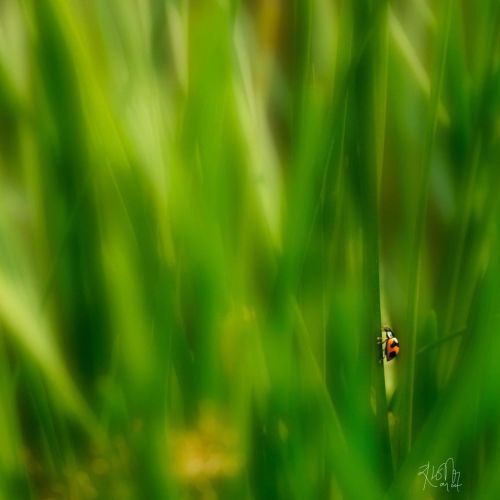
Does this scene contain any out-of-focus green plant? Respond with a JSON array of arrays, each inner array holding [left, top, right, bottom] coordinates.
[[0, 0, 498, 498]]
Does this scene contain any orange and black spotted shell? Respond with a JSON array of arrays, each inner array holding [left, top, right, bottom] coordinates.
[[386, 337, 400, 361]]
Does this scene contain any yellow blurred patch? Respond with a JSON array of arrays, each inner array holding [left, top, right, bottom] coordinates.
[[169, 406, 243, 486]]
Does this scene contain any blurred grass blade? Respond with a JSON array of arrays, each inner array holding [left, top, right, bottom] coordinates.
[[0, 271, 97, 436]]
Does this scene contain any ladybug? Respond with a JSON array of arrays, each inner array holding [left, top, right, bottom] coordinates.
[[378, 326, 400, 362]]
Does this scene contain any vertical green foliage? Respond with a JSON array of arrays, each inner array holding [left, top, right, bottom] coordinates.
[[324, 0, 394, 485], [0, 0, 498, 498], [398, 0, 453, 460]]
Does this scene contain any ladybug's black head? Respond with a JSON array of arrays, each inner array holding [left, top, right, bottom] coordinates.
[[383, 326, 395, 339]]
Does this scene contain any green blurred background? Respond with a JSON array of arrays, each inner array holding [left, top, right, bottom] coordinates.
[[0, 0, 499, 498]]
